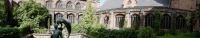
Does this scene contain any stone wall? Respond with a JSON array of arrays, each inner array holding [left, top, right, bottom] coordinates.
[[32, 33, 92, 38]]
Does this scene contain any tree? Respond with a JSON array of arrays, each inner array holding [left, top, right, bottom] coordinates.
[[0, 0, 6, 25], [72, 0, 104, 33], [13, 0, 49, 28]]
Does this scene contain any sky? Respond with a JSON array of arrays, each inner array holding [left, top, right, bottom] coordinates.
[[100, 0, 105, 5]]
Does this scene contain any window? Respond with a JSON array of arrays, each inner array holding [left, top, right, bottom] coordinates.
[[18, 1, 22, 6], [66, 1, 72, 9], [176, 15, 185, 29], [55, 13, 63, 23], [75, 2, 81, 10], [80, 0, 87, 1], [131, 14, 140, 28], [78, 15, 83, 23], [161, 14, 171, 29], [116, 14, 125, 29], [56, 1, 62, 8], [145, 13, 154, 28], [67, 14, 75, 24], [104, 16, 109, 25], [46, 1, 52, 8]]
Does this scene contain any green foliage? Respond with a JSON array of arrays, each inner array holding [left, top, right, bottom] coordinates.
[[154, 10, 162, 30], [123, 19, 127, 29], [132, 20, 139, 30], [185, 12, 191, 26], [0, 0, 6, 25], [13, 0, 49, 29], [72, 0, 105, 33], [88, 28, 137, 38], [138, 27, 155, 38], [0, 27, 22, 38], [33, 28, 48, 34]]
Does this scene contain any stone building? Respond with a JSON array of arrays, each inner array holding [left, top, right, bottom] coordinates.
[[5, 0, 100, 26], [97, 0, 199, 31], [4, 0, 200, 31]]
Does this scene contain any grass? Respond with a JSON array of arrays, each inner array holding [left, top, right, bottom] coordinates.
[[156, 34, 195, 38]]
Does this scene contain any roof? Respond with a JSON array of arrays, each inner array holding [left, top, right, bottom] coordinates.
[[98, 0, 170, 11], [98, 0, 124, 11], [135, 0, 170, 7]]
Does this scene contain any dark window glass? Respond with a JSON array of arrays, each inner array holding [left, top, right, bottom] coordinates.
[[161, 14, 171, 29], [145, 13, 154, 28], [67, 14, 75, 24], [176, 15, 185, 29], [116, 14, 125, 29]]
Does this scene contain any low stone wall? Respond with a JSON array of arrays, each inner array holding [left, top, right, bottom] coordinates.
[[32, 33, 92, 38]]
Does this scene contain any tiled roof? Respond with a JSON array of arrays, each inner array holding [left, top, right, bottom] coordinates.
[[98, 0, 124, 11], [98, 0, 170, 11], [135, 0, 170, 7]]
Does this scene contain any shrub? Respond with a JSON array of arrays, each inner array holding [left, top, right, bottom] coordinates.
[[137, 27, 155, 38], [87, 28, 137, 38], [0, 27, 22, 38], [33, 28, 48, 34]]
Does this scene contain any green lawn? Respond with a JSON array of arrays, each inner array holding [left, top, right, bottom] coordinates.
[[156, 34, 195, 38]]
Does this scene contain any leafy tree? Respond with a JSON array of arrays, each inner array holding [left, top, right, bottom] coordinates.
[[0, 0, 6, 25], [72, 0, 104, 33], [13, 0, 49, 29]]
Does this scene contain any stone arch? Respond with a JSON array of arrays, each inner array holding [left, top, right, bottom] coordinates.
[[131, 14, 140, 29], [176, 15, 185, 29], [145, 13, 154, 28], [66, 1, 72, 9], [67, 13, 75, 24], [75, 2, 81, 10], [55, 13, 63, 23], [46, 1, 52, 8], [161, 14, 171, 29], [115, 14, 125, 29], [56, 1, 62, 8]]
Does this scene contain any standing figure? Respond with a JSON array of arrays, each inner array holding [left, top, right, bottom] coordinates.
[[52, 25, 63, 38]]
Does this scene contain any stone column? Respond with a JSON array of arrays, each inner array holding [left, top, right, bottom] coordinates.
[[109, 10, 114, 29], [140, 9, 144, 29], [126, 9, 131, 28]]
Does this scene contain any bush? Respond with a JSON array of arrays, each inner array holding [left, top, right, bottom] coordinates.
[[0, 26, 33, 38], [0, 27, 22, 38], [87, 28, 137, 38], [33, 28, 48, 34], [137, 27, 155, 38]]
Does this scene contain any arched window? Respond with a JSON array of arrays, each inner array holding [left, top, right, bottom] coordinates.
[[56, 1, 62, 8], [161, 14, 171, 29], [66, 1, 72, 9], [116, 14, 125, 29], [145, 13, 154, 28], [176, 15, 185, 29], [78, 15, 83, 23], [18, 1, 22, 6], [55, 13, 63, 23], [46, 1, 52, 8], [131, 14, 140, 28], [104, 16, 109, 25], [75, 2, 81, 10], [67, 14, 75, 24]]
